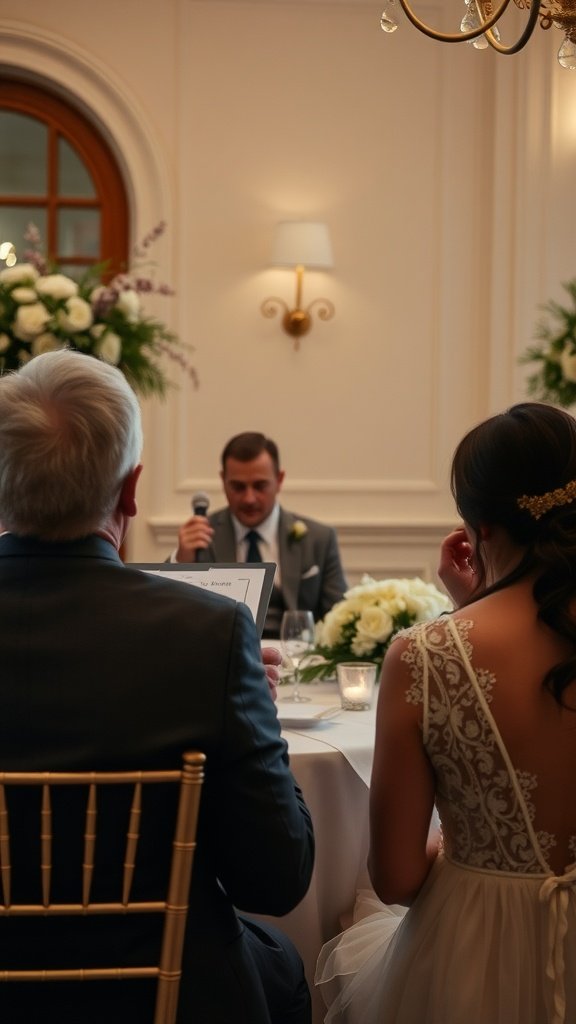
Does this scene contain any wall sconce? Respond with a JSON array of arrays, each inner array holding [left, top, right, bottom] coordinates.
[[260, 221, 335, 349]]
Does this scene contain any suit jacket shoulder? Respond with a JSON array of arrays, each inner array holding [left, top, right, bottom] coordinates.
[[278, 507, 347, 620]]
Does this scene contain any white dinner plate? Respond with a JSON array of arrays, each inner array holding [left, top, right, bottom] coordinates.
[[277, 704, 342, 729]]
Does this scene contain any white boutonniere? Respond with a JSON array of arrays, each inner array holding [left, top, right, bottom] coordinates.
[[290, 520, 308, 541]]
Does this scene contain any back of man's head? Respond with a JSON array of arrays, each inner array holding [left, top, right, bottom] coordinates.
[[0, 349, 143, 541], [221, 432, 280, 474]]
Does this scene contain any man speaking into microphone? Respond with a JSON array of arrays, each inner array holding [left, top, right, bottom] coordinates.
[[170, 432, 347, 638]]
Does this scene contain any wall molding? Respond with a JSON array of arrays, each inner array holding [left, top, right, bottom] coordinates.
[[173, 476, 441, 496], [145, 516, 455, 589]]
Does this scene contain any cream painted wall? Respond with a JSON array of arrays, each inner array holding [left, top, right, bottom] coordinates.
[[1, 2, 575, 585]]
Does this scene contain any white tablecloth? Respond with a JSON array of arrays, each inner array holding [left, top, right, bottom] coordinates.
[[253, 681, 377, 1024]]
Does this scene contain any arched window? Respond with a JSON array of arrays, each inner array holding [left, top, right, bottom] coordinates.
[[0, 79, 128, 276]]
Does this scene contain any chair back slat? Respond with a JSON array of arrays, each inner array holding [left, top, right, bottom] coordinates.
[[0, 785, 11, 907], [82, 783, 97, 906], [0, 752, 205, 1024], [40, 784, 52, 907], [122, 781, 142, 905], [155, 752, 205, 1023]]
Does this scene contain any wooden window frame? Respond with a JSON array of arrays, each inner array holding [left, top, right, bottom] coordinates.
[[0, 79, 128, 275]]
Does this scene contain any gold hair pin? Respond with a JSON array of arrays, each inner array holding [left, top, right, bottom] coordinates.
[[517, 479, 576, 520]]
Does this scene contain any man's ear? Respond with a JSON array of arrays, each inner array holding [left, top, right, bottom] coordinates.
[[276, 469, 286, 489], [117, 464, 143, 518]]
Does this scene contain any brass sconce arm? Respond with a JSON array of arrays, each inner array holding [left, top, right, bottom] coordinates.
[[261, 264, 335, 350]]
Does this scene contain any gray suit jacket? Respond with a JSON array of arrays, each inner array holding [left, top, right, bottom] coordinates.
[[196, 506, 347, 622]]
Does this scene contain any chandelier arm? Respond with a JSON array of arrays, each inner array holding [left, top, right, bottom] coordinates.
[[474, 0, 542, 54], [396, 0, 514, 42]]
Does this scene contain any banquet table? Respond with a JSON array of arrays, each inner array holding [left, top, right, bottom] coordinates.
[[251, 679, 377, 1024]]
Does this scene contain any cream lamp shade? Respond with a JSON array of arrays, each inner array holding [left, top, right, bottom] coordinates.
[[270, 221, 334, 270]]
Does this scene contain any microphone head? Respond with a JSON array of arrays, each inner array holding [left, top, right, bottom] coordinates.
[[191, 490, 210, 516]]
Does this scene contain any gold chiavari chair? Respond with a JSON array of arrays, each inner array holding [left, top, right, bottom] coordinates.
[[0, 750, 205, 1024]]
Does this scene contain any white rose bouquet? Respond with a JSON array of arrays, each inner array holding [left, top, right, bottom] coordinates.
[[300, 574, 452, 682], [0, 223, 197, 398], [520, 280, 576, 408]]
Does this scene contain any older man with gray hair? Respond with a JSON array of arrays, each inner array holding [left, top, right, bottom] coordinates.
[[0, 350, 314, 1024]]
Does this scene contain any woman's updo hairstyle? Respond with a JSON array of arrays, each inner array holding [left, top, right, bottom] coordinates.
[[452, 402, 576, 546], [452, 402, 576, 703]]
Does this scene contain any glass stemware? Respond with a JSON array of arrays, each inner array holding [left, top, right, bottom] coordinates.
[[280, 610, 315, 703]]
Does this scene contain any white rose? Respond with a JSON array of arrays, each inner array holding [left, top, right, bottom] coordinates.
[[36, 274, 78, 301], [0, 333, 11, 353], [90, 323, 106, 339], [355, 605, 394, 644], [116, 288, 141, 322], [346, 577, 399, 604], [561, 345, 576, 384], [11, 287, 38, 304], [56, 296, 93, 333], [351, 634, 378, 657], [403, 578, 452, 619], [18, 349, 32, 364], [13, 302, 50, 340], [32, 332, 64, 356], [96, 330, 122, 365], [345, 577, 407, 616], [315, 601, 353, 647], [0, 263, 39, 286]]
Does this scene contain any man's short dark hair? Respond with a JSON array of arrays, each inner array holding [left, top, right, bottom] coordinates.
[[221, 432, 280, 475]]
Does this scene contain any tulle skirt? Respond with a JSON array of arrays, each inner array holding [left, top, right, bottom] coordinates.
[[315, 856, 576, 1024]]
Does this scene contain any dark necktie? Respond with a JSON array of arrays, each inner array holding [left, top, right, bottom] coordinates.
[[245, 529, 262, 563]]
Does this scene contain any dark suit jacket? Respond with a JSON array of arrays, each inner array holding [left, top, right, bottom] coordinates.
[[0, 533, 314, 1023], [197, 506, 347, 623]]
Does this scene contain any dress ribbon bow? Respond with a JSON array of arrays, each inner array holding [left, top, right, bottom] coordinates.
[[539, 865, 576, 1024]]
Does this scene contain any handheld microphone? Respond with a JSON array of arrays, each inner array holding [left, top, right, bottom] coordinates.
[[191, 491, 210, 517]]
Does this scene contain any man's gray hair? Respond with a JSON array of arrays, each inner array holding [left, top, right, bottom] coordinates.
[[0, 349, 143, 540]]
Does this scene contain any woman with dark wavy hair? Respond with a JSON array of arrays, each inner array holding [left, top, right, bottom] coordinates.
[[316, 402, 576, 1024]]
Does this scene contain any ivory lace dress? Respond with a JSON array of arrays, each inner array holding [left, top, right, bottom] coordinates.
[[315, 617, 576, 1024]]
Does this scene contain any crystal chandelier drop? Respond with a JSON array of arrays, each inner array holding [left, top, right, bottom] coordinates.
[[380, 0, 576, 70]]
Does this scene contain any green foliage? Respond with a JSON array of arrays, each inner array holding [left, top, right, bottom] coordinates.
[[520, 280, 576, 408]]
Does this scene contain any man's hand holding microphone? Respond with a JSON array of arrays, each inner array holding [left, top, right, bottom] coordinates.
[[175, 491, 214, 562]]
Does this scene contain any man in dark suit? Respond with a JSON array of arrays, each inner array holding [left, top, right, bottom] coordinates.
[[173, 432, 348, 637], [0, 351, 314, 1023]]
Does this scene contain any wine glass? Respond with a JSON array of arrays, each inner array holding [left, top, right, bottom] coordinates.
[[280, 610, 315, 703]]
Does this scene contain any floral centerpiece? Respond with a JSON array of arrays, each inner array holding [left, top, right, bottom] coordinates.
[[0, 223, 197, 398], [300, 575, 452, 682], [520, 280, 576, 408]]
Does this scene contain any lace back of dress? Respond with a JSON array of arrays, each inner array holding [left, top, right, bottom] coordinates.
[[403, 618, 551, 875]]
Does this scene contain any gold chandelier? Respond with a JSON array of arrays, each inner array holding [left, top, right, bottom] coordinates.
[[380, 1, 576, 69]]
